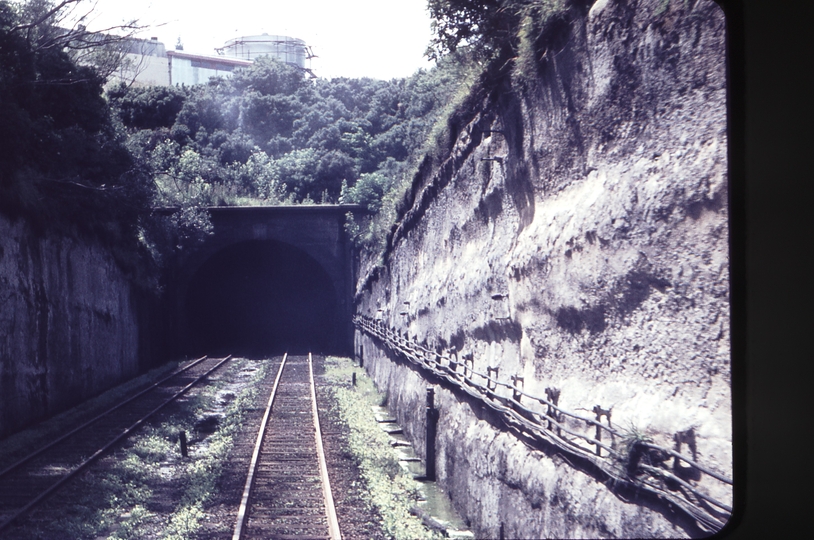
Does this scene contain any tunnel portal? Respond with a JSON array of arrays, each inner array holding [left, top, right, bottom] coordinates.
[[184, 239, 340, 356]]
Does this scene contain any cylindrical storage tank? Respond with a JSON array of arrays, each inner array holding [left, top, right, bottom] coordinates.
[[219, 34, 307, 68]]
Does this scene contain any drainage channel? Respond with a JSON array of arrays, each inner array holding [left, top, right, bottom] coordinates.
[[370, 405, 474, 539]]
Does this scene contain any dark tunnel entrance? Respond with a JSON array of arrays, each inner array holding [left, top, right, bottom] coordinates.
[[184, 239, 340, 356]]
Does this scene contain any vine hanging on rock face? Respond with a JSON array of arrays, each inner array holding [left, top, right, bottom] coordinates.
[[426, 0, 569, 67]]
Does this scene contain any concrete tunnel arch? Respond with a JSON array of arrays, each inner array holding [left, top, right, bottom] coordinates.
[[163, 205, 360, 358], [183, 238, 341, 356]]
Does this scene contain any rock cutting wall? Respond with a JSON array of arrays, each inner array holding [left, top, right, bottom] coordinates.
[[0, 214, 141, 438], [355, 0, 730, 537]]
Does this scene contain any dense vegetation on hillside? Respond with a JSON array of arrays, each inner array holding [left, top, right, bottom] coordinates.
[[106, 54, 472, 251], [0, 0, 150, 241], [0, 0, 474, 280], [1, 0, 569, 281], [426, 0, 566, 60], [0, 0, 169, 291]]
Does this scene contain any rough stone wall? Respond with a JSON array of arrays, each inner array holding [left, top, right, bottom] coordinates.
[[355, 0, 729, 537], [0, 214, 141, 438]]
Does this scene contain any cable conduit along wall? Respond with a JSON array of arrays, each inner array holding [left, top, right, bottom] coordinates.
[[354, 314, 732, 534]]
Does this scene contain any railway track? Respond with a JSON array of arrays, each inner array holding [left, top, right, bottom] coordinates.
[[0, 354, 233, 534], [233, 353, 341, 540]]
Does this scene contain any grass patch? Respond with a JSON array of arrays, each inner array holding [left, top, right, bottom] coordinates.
[[0, 361, 182, 470], [511, 1, 568, 90], [11, 358, 269, 539], [605, 422, 671, 490], [324, 356, 442, 540], [160, 376, 263, 540]]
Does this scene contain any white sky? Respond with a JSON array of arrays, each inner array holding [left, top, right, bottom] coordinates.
[[83, 0, 436, 80]]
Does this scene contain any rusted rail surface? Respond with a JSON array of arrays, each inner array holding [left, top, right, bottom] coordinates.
[[355, 314, 733, 533], [0, 355, 233, 534], [233, 353, 340, 540]]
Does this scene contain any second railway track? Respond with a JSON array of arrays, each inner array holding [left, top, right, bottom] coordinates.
[[0, 352, 345, 539], [0, 354, 233, 534]]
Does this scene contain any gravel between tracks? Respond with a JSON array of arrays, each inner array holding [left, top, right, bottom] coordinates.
[[0, 356, 393, 539], [196, 354, 388, 539], [313, 356, 389, 540]]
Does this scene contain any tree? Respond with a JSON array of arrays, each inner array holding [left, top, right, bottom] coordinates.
[[0, 0, 157, 275], [240, 91, 302, 144], [107, 84, 188, 130], [425, 0, 566, 64], [340, 172, 390, 213], [229, 56, 305, 96], [426, 0, 516, 60], [9, 0, 145, 79]]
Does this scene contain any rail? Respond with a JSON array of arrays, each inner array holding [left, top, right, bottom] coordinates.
[[0, 355, 210, 481], [309, 352, 342, 540], [232, 353, 341, 540], [232, 353, 289, 540], [0, 355, 233, 534], [354, 315, 733, 533]]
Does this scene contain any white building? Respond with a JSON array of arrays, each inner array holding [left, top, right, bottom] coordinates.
[[167, 50, 253, 86], [109, 37, 170, 87], [108, 33, 311, 88]]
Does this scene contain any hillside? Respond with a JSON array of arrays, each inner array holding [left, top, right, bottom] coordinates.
[[354, 0, 731, 537]]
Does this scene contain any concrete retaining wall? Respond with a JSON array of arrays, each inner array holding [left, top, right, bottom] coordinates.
[[0, 214, 141, 438]]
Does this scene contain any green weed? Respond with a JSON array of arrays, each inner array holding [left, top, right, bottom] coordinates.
[[324, 356, 442, 540], [510, 1, 567, 90], [610, 422, 668, 484], [0, 361, 181, 470], [8, 358, 268, 539]]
